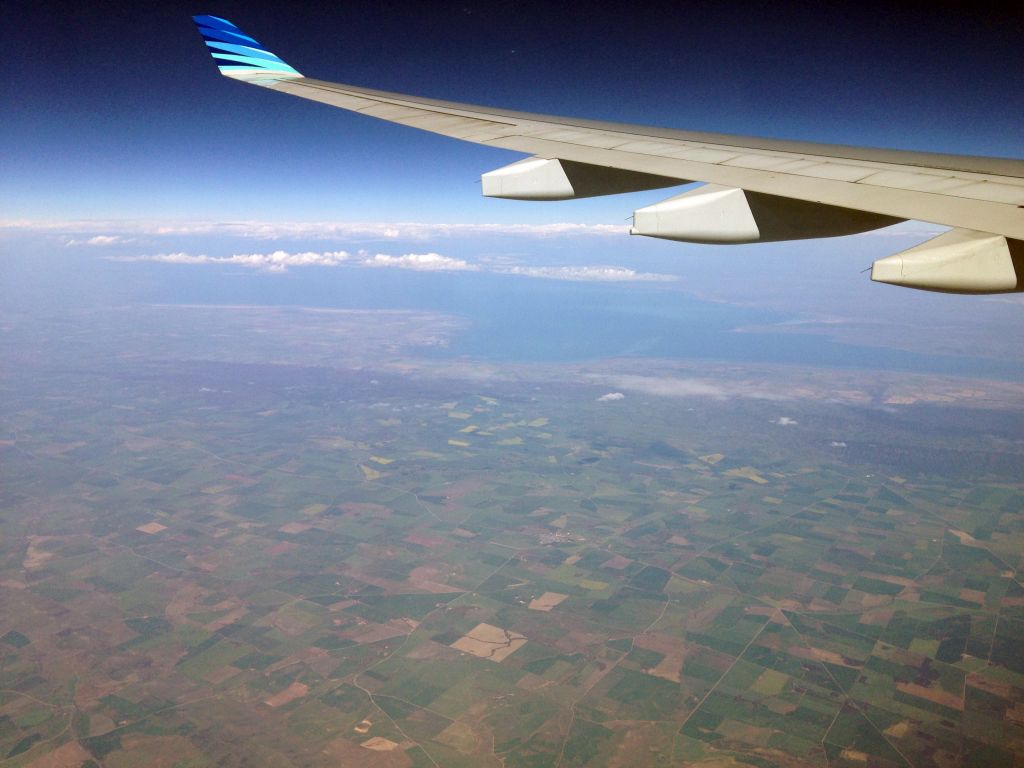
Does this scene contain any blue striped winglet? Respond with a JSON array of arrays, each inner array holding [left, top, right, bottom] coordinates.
[[193, 15, 302, 84]]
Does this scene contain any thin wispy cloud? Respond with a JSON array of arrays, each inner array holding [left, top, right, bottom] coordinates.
[[497, 265, 676, 282], [593, 374, 790, 401], [5, 219, 623, 240]]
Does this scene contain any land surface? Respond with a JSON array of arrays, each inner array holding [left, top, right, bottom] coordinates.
[[2, 305, 1024, 767]]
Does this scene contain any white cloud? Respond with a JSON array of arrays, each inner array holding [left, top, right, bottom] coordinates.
[[14, 218, 681, 285], [592, 374, 789, 401], [111, 250, 350, 272], [65, 234, 132, 246], [109, 248, 677, 286], [597, 392, 625, 401], [497, 265, 677, 282], [55, 218, 679, 285], [361, 252, 477, 271]]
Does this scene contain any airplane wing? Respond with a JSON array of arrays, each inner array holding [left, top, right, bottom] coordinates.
[[193, 15, 1024, 294]]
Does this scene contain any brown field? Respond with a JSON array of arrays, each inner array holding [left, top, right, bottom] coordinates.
[[896, 682, 964, 711], [264, 681, 309, 707], [322, 737, 412, 767], [862, 572, 913, 587], [858, 608, 895, 626], [362, 736, 400, 751], [346, 618, 417, 644], [635, 633, 687, 683], [528, 592, 568, 612], [407, 564, 462, 593], [105, 735, 207, 768], [25, 742, 92, 768], [451, 623, 527, 662], [405, 532, 446, 548], [718, 719, 773, 746], [23, 537, 54, 569], [949, 529, 977, 545], [884, 721, 910, 738], [434, 720, 482, 753], [959, 588, 986, 604]]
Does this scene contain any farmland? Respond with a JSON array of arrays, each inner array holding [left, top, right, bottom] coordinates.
[[2, 305, 1024, 766]]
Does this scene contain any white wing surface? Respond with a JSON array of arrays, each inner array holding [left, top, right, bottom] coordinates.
[[193, 15, 1024, 294]]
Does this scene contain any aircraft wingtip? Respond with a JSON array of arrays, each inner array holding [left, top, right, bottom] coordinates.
[[193, 14, 302, 83]]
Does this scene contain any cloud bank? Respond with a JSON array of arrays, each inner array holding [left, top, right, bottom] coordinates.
[[29, 217, 678, 283], [111, 249, 673, 281]]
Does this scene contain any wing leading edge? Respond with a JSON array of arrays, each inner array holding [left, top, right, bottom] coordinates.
[[192, 15, 1024, 294]]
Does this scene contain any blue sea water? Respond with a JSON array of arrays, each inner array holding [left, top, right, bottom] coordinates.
[[126, 263, 1024, 379], [5, 239, 1020, 380]]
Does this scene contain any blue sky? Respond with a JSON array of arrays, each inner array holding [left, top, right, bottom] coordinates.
[[3, 0, 1023, 371], [3, 1, 1022, 221]]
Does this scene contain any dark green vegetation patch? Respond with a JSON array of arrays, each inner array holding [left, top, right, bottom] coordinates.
[[0, 630, 30, 648]]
